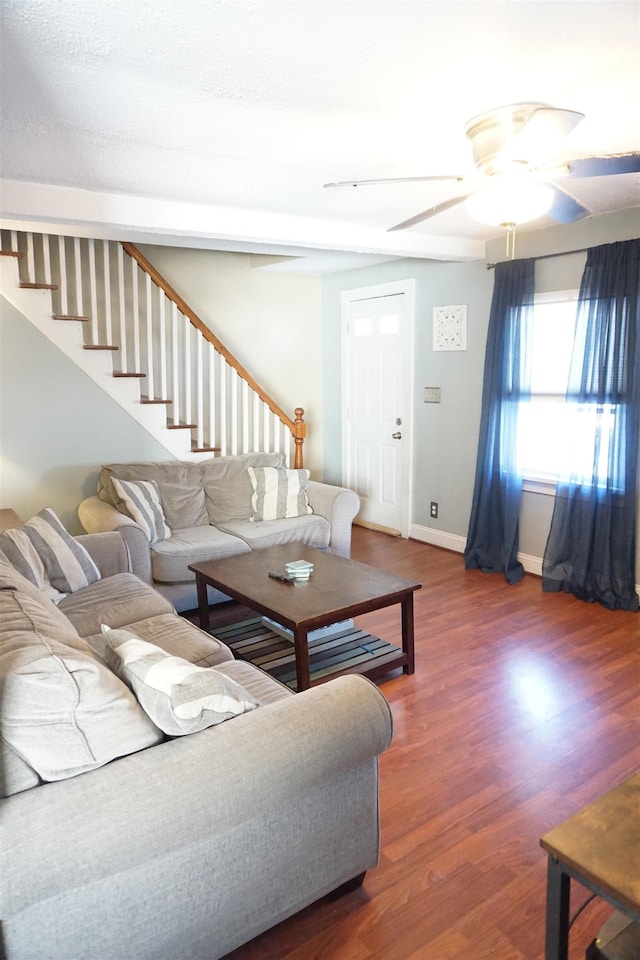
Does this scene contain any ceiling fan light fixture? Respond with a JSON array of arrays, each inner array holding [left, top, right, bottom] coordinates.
[[465, 177, 555, 226]]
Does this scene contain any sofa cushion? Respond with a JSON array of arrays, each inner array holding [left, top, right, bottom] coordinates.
[[2, 740, 41, 796], [248, 466, 313, 522], [84, 613, 235, 668], [216, 514, 331, 551], [150, 526, 250, 584], [58, 572, 175, 638], [214, 659, 293, 705], [111, 478, 171, 543], [0, 588, 163, 793], [0, 535, 63, 603], [0, 557, 82, 637], [98, 462, 208, 529], [0, 508, 100, 600], [200, 452, 285, 524], [103, 627, 259, 736]]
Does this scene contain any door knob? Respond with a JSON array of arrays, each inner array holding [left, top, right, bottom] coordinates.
[[392, 431, 402, 439]]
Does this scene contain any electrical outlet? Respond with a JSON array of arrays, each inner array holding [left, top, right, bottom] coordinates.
[[424, 387, 441, 403], [430, 501, 438, 519]]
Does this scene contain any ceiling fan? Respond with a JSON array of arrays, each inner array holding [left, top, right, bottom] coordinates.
[[324, 103, 640, 232]]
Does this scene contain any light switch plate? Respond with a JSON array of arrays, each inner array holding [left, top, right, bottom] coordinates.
[[424, 387, 441, 403]]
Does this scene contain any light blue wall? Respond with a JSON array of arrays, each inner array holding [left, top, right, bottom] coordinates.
[[0, 296, 175, 533]]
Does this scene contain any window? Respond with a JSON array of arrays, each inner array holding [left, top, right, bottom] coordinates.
[[516, 291, 620, 489]]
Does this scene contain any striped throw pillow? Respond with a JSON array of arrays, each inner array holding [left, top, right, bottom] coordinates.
[[111, 478, 171, 543], [0, 508, 100, 598], [102, 626, 259, 736], [248, 467, 313, 522]]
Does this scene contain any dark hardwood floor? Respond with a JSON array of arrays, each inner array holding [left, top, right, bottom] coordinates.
[[211, 527, 639, 960]]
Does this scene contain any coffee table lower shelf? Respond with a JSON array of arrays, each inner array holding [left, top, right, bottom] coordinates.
[[213, 617, 404, 691]]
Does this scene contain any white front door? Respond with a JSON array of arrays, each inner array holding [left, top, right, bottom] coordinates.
[[342, 280, 414, 537]]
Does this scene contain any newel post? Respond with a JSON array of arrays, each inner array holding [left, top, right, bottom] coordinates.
[[293, 408, 306, 469]]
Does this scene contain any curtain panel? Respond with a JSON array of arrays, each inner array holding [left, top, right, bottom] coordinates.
[[464, 258, 535, 584], [542, 239, 640, 611]]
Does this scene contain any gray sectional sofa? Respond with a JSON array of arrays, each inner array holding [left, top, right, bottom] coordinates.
[[0, 527, 393, 960], [78, 453, 360, 612]]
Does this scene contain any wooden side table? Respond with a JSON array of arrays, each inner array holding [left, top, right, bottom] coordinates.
[[540, 773, 640, 960]]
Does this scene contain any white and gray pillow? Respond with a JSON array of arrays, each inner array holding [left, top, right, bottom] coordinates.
[[0, 508, 100, 600], [102, 626, 259, 736], [0, 595, 163, 789], [111, 478, 171, 543], [247, 466, 313, 522]]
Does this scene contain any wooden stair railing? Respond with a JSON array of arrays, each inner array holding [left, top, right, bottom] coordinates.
[[1, 231, 306, 467], [121, 242, 306, 467]]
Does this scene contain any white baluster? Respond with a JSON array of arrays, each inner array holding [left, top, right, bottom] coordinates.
[[219, 357, 227, 455], [230, 368, 238, 455], [249, 390, 257, 452], [42, 233, 52, 286], [183, 313, 191, 427], [73, 237, 82, 318], [241, 379, 250, 453], [117, 244, 128, 371], [145, 273, 154, 397], [159, 294, 167, 402], [58, 236, 69, 315], [88, 239, 99, 343], [103, 241, 113, 344], [132, 264, 142, 373], [171, 302, 180, 425], [208, 342, 217, 452], [26, 233, 36, 283], [196, 331, 204, 450]]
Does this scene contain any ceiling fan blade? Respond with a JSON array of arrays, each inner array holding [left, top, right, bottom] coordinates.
[[546, 184, 591, 224], [324, 174, 464, 188], [387, 194, 472, 232], [565, 153, 640, 178]]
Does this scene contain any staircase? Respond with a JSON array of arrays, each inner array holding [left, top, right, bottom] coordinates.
[[0, 230, 306, 465]]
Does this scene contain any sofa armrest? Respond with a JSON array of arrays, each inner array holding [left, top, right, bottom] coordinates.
[[307, 481, 360, 558], [78, 496, 152, 584], [1, 675, 392, 947], [75, 531, 130, 578]]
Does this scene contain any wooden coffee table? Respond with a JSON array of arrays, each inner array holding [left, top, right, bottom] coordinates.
[[540, 772, 640, 960], [189, 545, 421, 691]]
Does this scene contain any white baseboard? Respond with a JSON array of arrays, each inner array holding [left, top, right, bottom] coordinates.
[[409, 523, 640, 594], [409, 524, 466, 553]]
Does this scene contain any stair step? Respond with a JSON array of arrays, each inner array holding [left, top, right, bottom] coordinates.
[[83, 344, 119, 351], [192, 445, 222, 453], [167, 420, 197, 430], [113, 372, 146, 378], [53, 314, 90, 322], [19, 281, 59, 290], [0, 251, 25, 259], [141, 397, 172, 405]]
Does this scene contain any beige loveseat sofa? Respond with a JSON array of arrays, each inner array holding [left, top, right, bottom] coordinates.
[[0, 526, 393, 960], [79, 453, 360, 612]]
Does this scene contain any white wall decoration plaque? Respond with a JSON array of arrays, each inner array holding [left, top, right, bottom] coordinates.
[[433, 305, 467, 351]]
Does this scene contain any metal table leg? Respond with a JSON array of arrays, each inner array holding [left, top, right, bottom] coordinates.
[[545, 856, 571, 960]]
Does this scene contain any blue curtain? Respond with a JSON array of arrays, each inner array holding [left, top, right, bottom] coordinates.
[[543, 239, 640, 611], [464, 258, 535, 584]]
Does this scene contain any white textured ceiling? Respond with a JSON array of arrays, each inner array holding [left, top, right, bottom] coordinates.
[[1, 0, 639, 271]]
